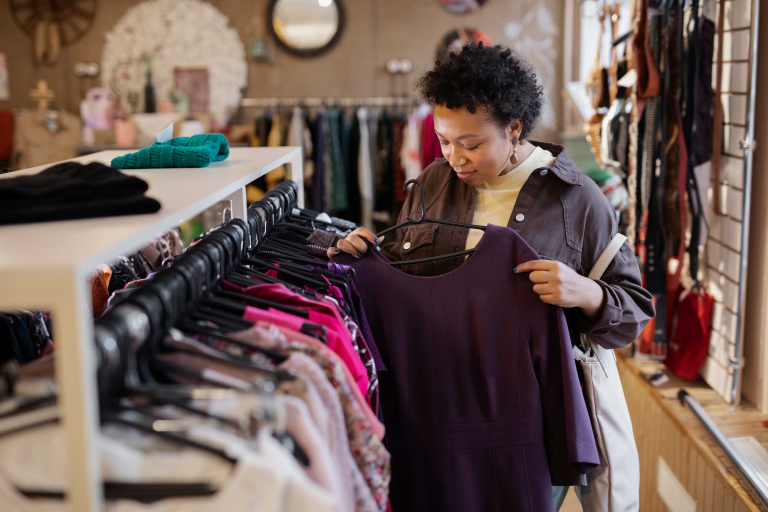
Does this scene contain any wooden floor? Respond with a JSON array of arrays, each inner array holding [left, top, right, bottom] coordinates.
[[618, 353, 768, 511], [561, 488, 582, 511]]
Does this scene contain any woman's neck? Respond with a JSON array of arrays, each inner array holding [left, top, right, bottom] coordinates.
[[499, 140, 537, 176]]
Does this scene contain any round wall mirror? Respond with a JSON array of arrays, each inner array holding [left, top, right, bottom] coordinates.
[[268, 0, 346, 58]]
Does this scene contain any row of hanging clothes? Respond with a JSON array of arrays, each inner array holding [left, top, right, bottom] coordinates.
[[585, 0, 717, 374], [0, 229, 186, 398], [238, 100, 444, 232], [0, 181, 394, 512]]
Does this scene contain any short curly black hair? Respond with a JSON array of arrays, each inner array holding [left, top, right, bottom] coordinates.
[[416, 43, 544, 140]]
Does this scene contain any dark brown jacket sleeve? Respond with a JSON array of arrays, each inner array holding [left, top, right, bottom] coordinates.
[[575, 179, 655, 349]]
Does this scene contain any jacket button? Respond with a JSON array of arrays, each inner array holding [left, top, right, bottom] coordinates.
[[515, 214, 525, 222], [540, 169, 549, 176], [403, 242, 411, 250]]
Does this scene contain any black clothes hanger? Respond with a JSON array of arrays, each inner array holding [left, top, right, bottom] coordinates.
[[194, 219, 323, 313], [20, 482, 219, 501], [376, 179, 487, 267], [88, 205, 338, 492], [0, 395, 57, 421], [213, 289, 310, 319], [1, 404, 228, 502], [243, 255, 329, 290], [101, 410, 238, 464], [99, 235, 290, 399]]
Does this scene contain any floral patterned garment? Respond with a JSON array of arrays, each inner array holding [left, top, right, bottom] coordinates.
[[283, 352, 379, 512], [233, 324, 391, 512]]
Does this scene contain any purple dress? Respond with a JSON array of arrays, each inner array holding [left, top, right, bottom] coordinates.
[[342, 224, 599, 511]]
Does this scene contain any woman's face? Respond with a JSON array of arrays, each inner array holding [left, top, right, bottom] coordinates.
[[433, 104, 517, 186]]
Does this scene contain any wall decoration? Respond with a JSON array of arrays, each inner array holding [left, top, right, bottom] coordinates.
[[436, 28, 492, 63], [10, 0, 97, 64], [174, 68, 209, 113], [505, 4, 559, 130], [101, 0, 247, 116], [0, 54, 8, 102], [436, 0, 489, 15]]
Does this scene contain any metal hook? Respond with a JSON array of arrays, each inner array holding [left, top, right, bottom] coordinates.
[[404, 179, 427, 224]]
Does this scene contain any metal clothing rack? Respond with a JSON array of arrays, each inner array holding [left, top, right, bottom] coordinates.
[[241, 96, 423, 108]]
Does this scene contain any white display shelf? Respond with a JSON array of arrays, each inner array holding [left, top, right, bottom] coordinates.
[[0, 146, 303, 511]]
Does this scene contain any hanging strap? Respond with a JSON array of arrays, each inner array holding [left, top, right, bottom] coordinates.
[[579, 232, 628, 373], [589, 233, 628, 280]]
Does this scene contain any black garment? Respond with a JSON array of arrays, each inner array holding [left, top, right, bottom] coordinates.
[[376, 113, 393, 209], [0, 161, 160, 225], [691, 18, 715, 167], [686, 16, 715, 281], [374, 112, 395, 231], [255, 115, 272, 147], [0, 315, 24, 365], [644, 13, 667, 295], [8, 315, 36, 363], [24, 312, 51, 356], [345, 111, 362, 224], [311, 112, 326, 212], [108, 258, 140, 295], [0, 313, 38, 365]]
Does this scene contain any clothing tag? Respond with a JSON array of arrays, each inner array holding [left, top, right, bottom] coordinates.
[[156, 122, 174, 143], [618, 69, 638, 88]]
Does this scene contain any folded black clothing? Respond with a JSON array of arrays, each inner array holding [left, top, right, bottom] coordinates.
[[0, 161, 161, 225]]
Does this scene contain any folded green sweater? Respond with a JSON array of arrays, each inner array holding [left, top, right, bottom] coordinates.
[[111, 134, 230, 169]]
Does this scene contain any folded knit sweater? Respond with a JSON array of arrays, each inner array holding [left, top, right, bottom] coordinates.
[[110, 134, 230, 169]]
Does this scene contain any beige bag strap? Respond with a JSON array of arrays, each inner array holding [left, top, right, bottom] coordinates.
[[589, 233, 627, 280], [580, 232, 628, 370]]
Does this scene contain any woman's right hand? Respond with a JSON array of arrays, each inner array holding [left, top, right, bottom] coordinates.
[[327, 227, 382, 259]]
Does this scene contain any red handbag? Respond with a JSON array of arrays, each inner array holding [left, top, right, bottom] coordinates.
[[664, 283, 715, 381]]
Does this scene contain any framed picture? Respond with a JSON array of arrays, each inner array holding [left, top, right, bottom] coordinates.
[[174, 68, 209, 113]]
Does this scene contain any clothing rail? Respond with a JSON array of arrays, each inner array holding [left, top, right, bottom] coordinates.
[[94, 181, 300, 398], [240, 96, 423, 108], [677, 390, 768, 507]]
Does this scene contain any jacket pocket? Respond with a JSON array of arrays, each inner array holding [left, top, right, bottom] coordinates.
[[396, 224, 438, 261]]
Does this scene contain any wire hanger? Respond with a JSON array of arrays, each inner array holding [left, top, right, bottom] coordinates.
[[377, 179, 487, 267]]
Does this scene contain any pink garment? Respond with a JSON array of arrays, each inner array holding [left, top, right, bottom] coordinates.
[[284, 395, 349, 512], [241, 305, 369, 402], [244, 283, 353, 347], [259, 321, 384, 440], [233, 324, 391, 511], [243, 283, 379, 411], [420, 113, 443, 170], [293, 371, 332, 447], [224, 280, 358, 367]]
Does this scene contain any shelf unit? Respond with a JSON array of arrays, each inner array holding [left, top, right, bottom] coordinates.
[[0, 146, 303, 511]]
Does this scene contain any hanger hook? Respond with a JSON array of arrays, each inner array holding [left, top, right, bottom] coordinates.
[[404, 179, 426, 223]]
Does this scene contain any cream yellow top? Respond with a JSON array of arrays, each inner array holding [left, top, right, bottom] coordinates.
[[465, 146, 557, 251]]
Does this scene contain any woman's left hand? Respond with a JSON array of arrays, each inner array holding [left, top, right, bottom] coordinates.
[[514, 260, 605, 320]]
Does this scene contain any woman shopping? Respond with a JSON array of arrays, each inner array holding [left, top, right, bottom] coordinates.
[[330, 43, 655, 511]]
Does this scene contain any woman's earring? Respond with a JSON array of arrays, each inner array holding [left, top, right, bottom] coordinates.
[[510, 137, 519, 165]]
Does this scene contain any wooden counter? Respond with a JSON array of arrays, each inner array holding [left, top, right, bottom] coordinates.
[[618, 353, 768, 511]]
